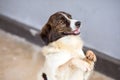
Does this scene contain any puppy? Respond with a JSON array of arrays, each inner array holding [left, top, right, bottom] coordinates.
[[38, 11, 96, 80]]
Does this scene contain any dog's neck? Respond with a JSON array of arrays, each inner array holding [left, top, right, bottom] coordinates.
[[49, 35, 83, 50]]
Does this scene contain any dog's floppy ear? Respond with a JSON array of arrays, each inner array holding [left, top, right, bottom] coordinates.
[[40, 24, 51, 45]]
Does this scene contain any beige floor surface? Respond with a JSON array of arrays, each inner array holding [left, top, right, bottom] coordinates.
[[0, 29, 114, 80]]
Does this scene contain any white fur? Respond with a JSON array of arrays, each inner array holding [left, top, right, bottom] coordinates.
[[38, 36, 93, 80], [38, 51, 72, 80], [70, 19, 79, 30]]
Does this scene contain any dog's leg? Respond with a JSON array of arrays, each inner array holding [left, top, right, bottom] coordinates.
[[80, 50, 96, 73], [69, 50, 96, 80], [80, 50, 97, 80], [56, 50, 97, 80], [56, 57, 94, 80], [57, 50, 97, 73], [59, 50, 96, 72]]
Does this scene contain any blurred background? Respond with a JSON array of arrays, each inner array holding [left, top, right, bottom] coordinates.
[[0, 0, 120, 60]]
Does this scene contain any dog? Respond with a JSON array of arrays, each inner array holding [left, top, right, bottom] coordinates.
[[38, 11, 97, 80]]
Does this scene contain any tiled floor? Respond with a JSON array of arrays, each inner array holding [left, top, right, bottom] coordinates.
[[0, 30, 114, 80]]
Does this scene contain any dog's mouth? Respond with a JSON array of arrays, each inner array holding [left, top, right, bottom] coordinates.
[[63, 28, 80, 35]]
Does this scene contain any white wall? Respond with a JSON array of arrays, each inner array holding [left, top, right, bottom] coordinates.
[[0, 0, 120, 59]]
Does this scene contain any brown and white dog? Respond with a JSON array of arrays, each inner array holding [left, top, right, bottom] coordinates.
[[38, 11, 96, 80]]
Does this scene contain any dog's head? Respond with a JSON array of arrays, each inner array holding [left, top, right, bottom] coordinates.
[[40, 11, 81, 45]]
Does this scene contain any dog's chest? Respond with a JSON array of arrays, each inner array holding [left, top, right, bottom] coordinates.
[[39, 36, 87, 80], [52, 35, 85, 58], [42, 36, 85, 69]]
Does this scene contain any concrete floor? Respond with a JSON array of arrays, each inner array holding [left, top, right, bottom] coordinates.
[[0, 29, 114, 80]]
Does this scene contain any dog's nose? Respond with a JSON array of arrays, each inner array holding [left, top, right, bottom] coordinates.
[[75, 21, 81, 28]]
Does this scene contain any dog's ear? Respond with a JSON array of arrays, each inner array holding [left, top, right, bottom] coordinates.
[[40, 24, 51, 45]]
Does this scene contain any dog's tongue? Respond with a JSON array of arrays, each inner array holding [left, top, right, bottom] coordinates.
[[72, 28, 80, 35], [63, 28, 80, 35]]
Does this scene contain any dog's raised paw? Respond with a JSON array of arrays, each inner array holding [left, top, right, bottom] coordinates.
[[86, 50, 97, 62]]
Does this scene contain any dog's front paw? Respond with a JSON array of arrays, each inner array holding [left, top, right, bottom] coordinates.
[[69, 58, 93, 72], [86, 50, 97, 62]]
